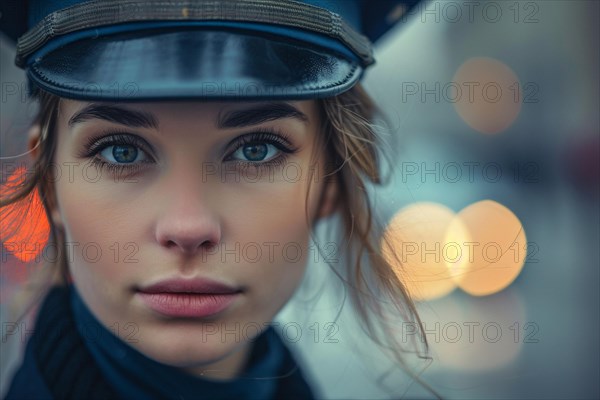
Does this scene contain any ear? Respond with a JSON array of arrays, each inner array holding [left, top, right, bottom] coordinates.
[[316, 177, 339, 220], [27, 124, 42, 159], [27, 124, 65, 230]]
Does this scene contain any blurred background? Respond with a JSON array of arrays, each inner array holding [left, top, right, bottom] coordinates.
[[1, 0, 599, 399], [284, 1, 599, 398]]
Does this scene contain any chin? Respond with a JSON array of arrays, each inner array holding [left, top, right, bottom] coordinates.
[[132, 323, 253, 368]]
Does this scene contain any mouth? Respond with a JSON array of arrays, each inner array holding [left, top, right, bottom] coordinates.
[[135, 277, 243, 318]]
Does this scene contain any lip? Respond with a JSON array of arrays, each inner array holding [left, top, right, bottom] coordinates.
[[136, 277, 242, 318]]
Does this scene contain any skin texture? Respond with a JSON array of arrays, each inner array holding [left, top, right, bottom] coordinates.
[[29, 99, 336, 380]]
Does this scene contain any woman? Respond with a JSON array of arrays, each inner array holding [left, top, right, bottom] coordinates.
[[1, 0, 432, 398]]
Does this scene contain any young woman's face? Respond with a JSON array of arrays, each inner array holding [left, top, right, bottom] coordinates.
[[49, 99, 333, 377]]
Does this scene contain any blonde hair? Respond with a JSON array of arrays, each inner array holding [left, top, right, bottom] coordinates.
[[1, 85, 439, 398]]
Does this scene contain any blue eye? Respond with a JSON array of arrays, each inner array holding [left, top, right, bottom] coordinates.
[[231, 143, 279, 162], [100, 144, 149, 164]]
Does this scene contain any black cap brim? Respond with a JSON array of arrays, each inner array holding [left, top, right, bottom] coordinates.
[[27, 28, 363, 101]]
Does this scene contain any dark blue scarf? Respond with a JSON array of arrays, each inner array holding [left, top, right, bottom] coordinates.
[[5, 285, 315, 400]]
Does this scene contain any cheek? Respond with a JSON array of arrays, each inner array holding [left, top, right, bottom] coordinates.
[[54, 175, 142, 285], [224, 176, 319, 246], [222, 179, 322, 296]]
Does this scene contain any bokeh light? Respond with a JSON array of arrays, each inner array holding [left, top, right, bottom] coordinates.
[[0, 166, 49, 263], [452, 200, 527, 296], [453, 57, 522, 134], [381, 202, 470, 301], [382, 200, 527, 300]]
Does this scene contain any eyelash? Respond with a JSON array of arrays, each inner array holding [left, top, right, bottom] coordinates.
[[80, 132, 153, 177], [79, 128, 297, 177], [224, 128, 297, 174]]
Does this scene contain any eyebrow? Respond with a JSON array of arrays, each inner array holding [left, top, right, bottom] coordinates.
[[68, 104, 159, 129], [217, 102, 308, 129], [67, 102, 308, 131]]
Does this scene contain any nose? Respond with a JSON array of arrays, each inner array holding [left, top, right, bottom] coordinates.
[[154, 173, 221, 256]]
